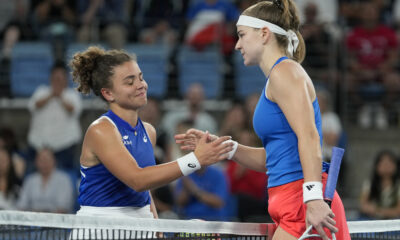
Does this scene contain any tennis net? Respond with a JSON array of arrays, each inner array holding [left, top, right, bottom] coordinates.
[[0, 210, 399, 239]]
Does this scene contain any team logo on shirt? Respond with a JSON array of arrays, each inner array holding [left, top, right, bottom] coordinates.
[[143, 135, 148, 143], [122, 135, 132, 145]]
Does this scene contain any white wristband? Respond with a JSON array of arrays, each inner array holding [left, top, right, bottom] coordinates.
[[223, 140, 238, 160], [177, 152, 201, 176], [302, 181, 323, 203]]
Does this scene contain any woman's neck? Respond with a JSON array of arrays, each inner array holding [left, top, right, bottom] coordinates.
[[110, 104, 139, 127], [259, 47, 287, 78]]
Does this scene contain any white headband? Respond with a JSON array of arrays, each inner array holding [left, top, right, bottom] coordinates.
[[236, 15, 299, 57]]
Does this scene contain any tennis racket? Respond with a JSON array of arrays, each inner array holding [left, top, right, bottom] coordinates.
[[298, 147, 345, 240]]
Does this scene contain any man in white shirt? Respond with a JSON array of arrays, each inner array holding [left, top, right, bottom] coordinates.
[[27, 61, 82, 171], [17, 148, 74, 213]]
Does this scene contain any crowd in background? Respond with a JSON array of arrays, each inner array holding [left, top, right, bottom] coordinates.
[[0, 0, 400, 222]]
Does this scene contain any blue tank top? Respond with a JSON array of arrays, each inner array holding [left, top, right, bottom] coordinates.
[[252, 56, 329, 188], [78, 110, 156, 207]]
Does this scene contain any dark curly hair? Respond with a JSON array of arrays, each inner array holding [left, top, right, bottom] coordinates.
[[69, 46, 136, 101]]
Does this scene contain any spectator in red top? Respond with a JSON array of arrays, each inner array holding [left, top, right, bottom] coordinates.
[[346, 1, 400, 129], [226, 129, 269, 222]]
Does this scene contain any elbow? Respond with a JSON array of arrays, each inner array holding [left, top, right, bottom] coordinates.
[[129, 178, 149, 192], [298, 130, 321, 146], [133, 185, 147, 192], [132, 182, 149, 192]]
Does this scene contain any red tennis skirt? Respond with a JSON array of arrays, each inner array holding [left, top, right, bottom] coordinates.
[[268, 173, 351, 240]]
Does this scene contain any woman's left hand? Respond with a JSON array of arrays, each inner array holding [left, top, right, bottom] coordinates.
[[306, 200, 338, 240]]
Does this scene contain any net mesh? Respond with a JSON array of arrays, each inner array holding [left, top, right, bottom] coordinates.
[[0, 210, 399, 240]]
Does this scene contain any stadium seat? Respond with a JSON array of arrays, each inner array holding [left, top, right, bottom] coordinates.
[[177, 46, 223, 99], [234, 51, 266, 99], [10, 42, 53, 97], [125, 44, 170, 99]]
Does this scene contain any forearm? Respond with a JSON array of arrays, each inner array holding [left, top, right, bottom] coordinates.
[[35, 95, 52, 109], [176, 191, 190, 206], [193, 190, 224, 208], [232, 145, 266, 172], [60, 99, 74, 113], [128, 161, 183, 192], [378, 205, 400, 218], [298, 134, 323, 182]]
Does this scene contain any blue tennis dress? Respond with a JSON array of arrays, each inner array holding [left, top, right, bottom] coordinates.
[[252, 56, 329, 188], [78, 110, 156, 207]]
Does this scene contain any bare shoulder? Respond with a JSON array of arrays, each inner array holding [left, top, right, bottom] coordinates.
[[269, 59, 308, 85], [142, 121, 157, 146], [268, 59, 315, 101], [86, 117, 118, 139], [81, 117, 120, 166]]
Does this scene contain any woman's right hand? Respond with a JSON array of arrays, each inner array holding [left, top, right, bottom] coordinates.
[[193, 131, 233, 166], [175, 128, 218, 151]]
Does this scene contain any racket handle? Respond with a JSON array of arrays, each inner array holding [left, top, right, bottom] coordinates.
[[324, 199, 332, 208], [324, 147, 345, 201]]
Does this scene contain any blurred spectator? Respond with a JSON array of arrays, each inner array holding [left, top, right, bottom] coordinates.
[[338, 0, 362, 27], [0, 127, 26, 180], [140, 97, 170, 164], [33, 0, 75, 59], [0, 148, 20, 210], [346, 2, 400, 129], [0, 0, 34, 97], [359, 150, 400, 219], [225, 129, 268, 222], [295, 0, 338, 25], [138, 0, 186, 45], [300, 2, 333, 81], [27, 61, 82, 172], [1, 0, 34, 61], [76, 0, 128, 49], [317, 89, 344, 162], [244, 92, 260, 130], [219, 103, 247, 140], [174, 165, 229, 221], [161, 83, 217, 142], [17, 148, 73, 213], [371, 0, 396, 25], [185, 0, 239, 54]]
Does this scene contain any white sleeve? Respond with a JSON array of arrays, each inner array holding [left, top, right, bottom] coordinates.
[[62, 89, 82, 117], [322, 112, 342, 135], [28, 86, 50, 112], [16, 177, 33, 210], [55, 172, 74, 212]]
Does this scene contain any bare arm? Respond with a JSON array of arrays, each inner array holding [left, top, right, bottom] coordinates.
[[231, 145, 266, 172], [85, 120, 233, 192], [81, 0, 102, 25], [35, 94, 53, 109]]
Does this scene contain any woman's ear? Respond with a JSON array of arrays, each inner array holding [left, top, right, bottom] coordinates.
[[101, 88, 114, 102], [260, 26, 271, 44]]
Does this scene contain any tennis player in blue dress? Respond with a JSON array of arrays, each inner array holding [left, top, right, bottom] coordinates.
[[69, 46, 234, 218], [175, 1, 350, 240]]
